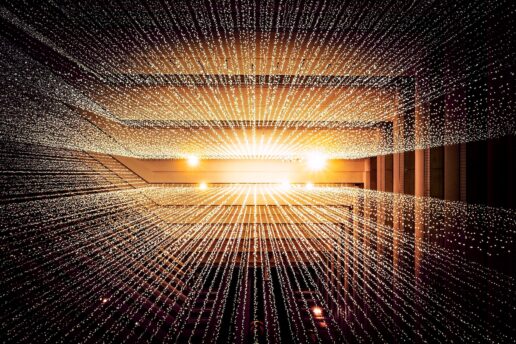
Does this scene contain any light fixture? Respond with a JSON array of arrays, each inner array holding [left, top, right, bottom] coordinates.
[[305, 182, 314, 190], [312, 306, 323, 317], [306, 152, 327, 171], [199, 182, 208, 190], [187, 156, 200, 167]]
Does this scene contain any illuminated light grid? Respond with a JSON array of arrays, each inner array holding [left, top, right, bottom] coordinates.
[[0, 1, 515, 343], [0, 1, 514, 160], [1, 150, 515, 342]]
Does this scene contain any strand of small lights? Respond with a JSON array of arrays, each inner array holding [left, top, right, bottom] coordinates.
[[3, 180, 514, 341], [2, 1, 514, 160], [1, 0, 515, 342]]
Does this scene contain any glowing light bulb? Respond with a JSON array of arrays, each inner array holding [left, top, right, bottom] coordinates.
[[306, 152, 327, 171], [187, 156, 200, 166], [199, 182, 208, 190], [312, 306, 323, 317], [306, 182, 314, 190]]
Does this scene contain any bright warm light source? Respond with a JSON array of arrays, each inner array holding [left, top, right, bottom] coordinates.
[[306, 152, 327, 171], [280, 180, 291, 190], [312, 306, 323, 317], [305, 182, 314, 190], [199, 182, 208, 190], [187, 156, 200, 166]]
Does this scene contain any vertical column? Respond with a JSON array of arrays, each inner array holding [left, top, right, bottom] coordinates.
[[363, 158, 371, 189], [369, 157, 377, 191], [414, 148, 426, 279], [444, 145, 460, 201], [392, 109, 403, 276], [392, 150, 403, 274], [376, 155, 386, 193], [415, 151, 426, 198], [393, 152, 404, 194]]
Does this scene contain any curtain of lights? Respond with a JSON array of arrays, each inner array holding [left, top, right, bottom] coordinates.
[[1, 1, 515, 343]]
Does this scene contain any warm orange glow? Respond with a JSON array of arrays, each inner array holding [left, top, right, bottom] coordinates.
[[306, 152, 327, 171], [199, 182, 208, 190], [312, 306, 323, 317], [187, 156, 200, 166], [115, 156, 369, 184]]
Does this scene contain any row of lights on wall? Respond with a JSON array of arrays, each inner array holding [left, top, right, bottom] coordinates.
[[187, 153, 327, 190], [197, 181, 316, 190]]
